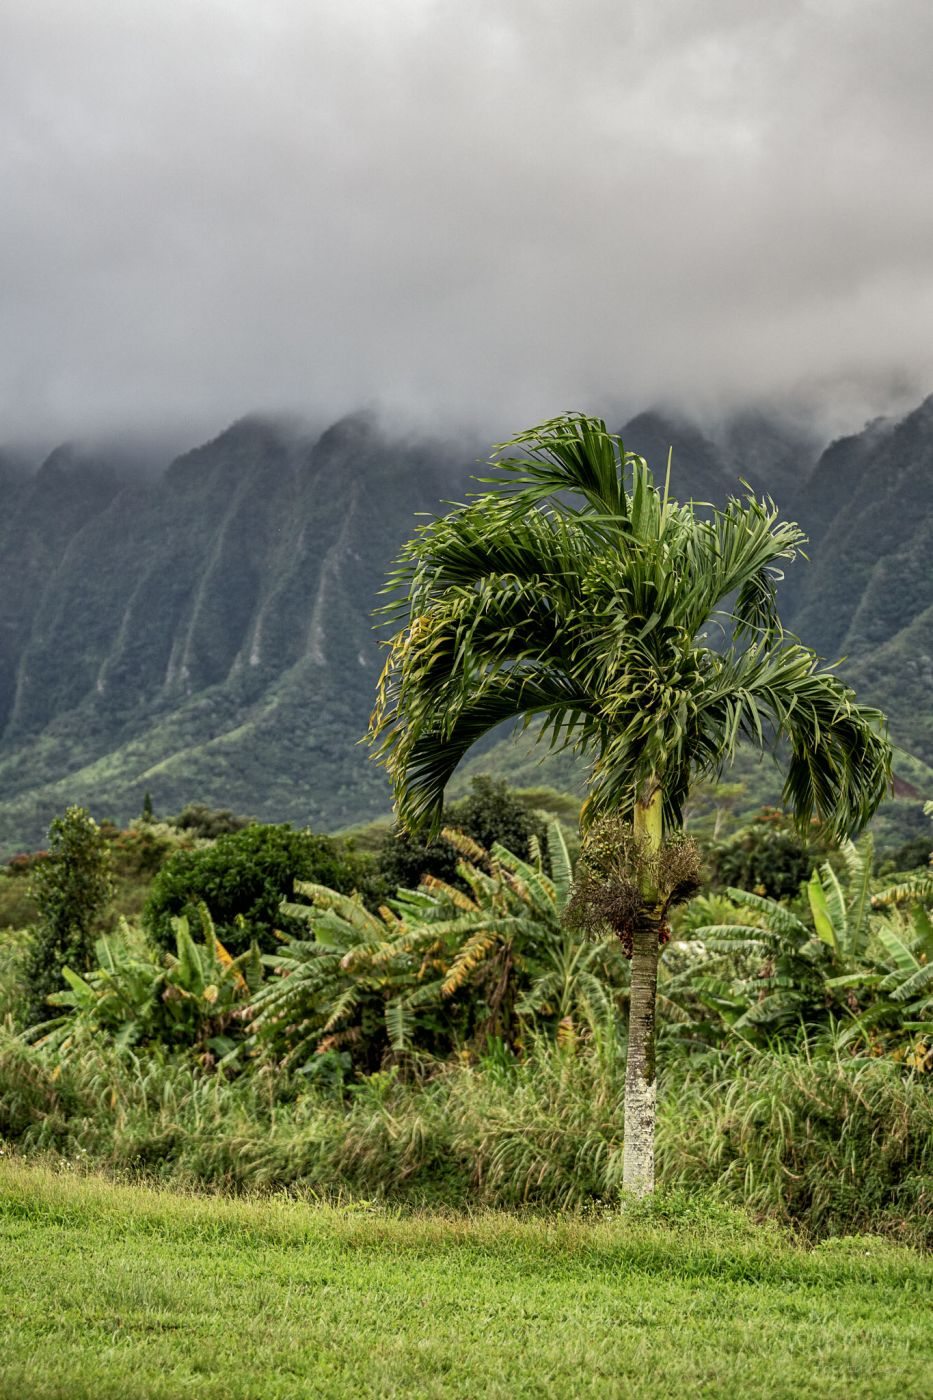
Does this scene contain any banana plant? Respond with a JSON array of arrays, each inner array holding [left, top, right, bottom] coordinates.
[[249, 821, 628, 1067], [246, 883, 414, 1069], [30, 921, 165, 1056], [656, 893, 768, 1043], [871, 800, 933, 911], [806, 837, 873, 960], [674, 839, 873, 1038], [805, 825, 933, 1050], [30, 907, 259, 1062], [683, 887, 831, 1036], [685, 829, 933, 1058], [826, 903, 933, 1049], [159, 909, 262, 1060], [374, 822, 628, 1052]]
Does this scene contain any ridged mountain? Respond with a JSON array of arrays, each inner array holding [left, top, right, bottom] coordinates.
[[789, 397, 933, 781], [0, 415, 471, 852], [0, 401, 930, 854]]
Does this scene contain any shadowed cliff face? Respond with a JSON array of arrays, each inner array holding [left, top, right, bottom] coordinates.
[[0, 413, 475, 850], [0, 399, 930, 854], [0, 447, 125, 739], [788, 398, 933, 658], [787, 397, 933, 779]]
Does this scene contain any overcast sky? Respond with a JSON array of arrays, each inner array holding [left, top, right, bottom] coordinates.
[[2, 0, 933, 445]]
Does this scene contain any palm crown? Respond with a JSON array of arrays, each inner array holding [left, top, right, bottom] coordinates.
[[371, 413, 891, 838]]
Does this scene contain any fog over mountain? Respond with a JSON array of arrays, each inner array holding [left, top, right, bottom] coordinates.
[[3, 1, 933, 443], [3, 3, 933, 852], [0, 397, 931, 855]]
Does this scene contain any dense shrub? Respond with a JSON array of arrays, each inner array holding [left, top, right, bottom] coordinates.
[[170, 802, 252, 840], [0, 926, 31, 1024], [680, 837, 933, 1055], [705, 809, 827, 900], [143, 823, 370, 955], [99, 820, 181, 879], [876, 834, 932, 876], [378, 775, 549, 891], [24, 807, 114, 1025], [0, 859, 40, 932]]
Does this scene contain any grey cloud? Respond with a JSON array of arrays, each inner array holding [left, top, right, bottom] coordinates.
[[1, 0, 932, 445]]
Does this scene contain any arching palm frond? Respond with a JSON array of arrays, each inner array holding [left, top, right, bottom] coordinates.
[[375, 668, 600, 834], [372, 413, 891, 844], [485, 412, 635, 518], [369, 411, 894, 1195], [681, 645, 891, 843], [873, 874, 933, 908]]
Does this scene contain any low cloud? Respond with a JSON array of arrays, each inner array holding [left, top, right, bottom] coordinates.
[[2, 0, 932, 444]]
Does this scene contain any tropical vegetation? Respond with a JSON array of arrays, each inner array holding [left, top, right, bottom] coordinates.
[[370, 413, 893, 1192], [0, 785, 929, 1235], [22, 806, 114, 1025], [0, 422, 931, 1332]]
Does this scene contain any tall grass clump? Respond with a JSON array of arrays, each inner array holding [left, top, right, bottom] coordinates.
[[659, 1037, 933, 1246], [443, 1032, 628, 1207], [1, 1025, 930, 1245]]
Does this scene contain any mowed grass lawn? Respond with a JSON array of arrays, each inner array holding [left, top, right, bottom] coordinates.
[[0, 1162, 930, 1399]]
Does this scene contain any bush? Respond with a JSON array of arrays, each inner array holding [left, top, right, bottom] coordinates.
[[24, 807, 114, 1025], [143, 823, 370, 955], [705, 809, 827, 900], [0, 926, 31, 1024], [378, 775, 549, 891], [876, 835, 932, 876], [170, 803, 252, 840], [102, 821, 180, 880]]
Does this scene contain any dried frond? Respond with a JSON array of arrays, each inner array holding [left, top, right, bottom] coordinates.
[[565, 815, 702, 957], [441, 827, 488, 865], [419, 873, 478, 912], [441, 932, 498, 996], [316, 1027, 362, 1052]]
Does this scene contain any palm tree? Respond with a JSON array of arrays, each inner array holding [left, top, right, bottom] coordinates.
[[370, 413, 892, 1194]]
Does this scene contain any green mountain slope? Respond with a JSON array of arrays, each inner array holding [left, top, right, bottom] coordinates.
[[0, 399, 930, 854], [0, 415, 472, 851]]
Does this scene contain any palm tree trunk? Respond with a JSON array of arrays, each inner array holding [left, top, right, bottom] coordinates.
[[623, 778, 662, 1196]]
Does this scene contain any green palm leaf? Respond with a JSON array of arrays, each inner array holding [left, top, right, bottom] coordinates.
[[367, 410, 893, 1194]]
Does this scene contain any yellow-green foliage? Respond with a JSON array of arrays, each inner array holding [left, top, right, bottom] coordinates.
[[28, 908, 259, 1064], [249, 823, 628, 1066]]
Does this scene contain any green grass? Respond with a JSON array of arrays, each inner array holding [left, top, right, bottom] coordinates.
[[0, 1162, 930, 1399], [4, 1030, 930, 1246]]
